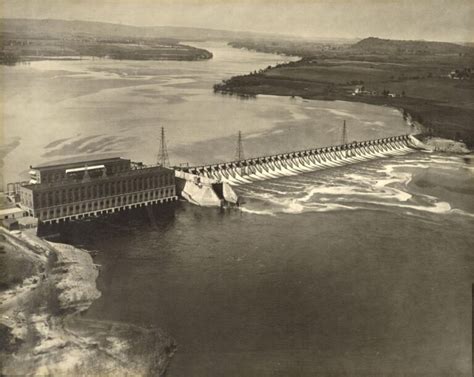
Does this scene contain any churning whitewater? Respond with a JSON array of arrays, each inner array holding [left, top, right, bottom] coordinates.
[[237, 152, 474, 218]]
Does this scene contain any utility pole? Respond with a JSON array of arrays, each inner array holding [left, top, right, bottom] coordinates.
[[157, 127, 170, 167], [235, 130, 245, 161]]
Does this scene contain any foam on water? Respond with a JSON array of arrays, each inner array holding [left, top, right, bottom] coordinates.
[[238, 153, 474, 218]]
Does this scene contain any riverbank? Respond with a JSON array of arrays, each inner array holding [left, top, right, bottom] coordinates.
[[1, 42, 213, 65], [1, 18, 214, 65], [0, 228, 176, 376], [216, 41, 474, 148]]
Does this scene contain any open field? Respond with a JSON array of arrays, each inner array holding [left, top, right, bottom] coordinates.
[[219, 38, 474, 146]]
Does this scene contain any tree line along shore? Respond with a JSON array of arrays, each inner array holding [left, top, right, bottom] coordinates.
[[215, 38, 474, 148], [0, 18, 215, 65], [0, 37, 212, 65]]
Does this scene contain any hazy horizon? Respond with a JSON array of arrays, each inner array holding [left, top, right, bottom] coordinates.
[[2, 0, 474, 43]]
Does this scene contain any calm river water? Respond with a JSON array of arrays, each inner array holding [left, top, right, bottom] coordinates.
[[2, 42, 473, 376]]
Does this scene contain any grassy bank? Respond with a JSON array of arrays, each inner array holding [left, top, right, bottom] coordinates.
[[219, 39, 474, 147]]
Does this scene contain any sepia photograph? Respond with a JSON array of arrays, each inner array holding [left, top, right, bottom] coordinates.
[[0, 0, 473, 376]]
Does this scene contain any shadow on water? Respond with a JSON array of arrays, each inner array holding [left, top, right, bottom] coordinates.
[[37, 202, 180, 246]]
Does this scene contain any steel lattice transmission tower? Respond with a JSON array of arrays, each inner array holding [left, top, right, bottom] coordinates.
[[235, 130, 245, 161], [157, 127, 170, 167], [341, 120, 351, 157], [341, 120, 348, 145]]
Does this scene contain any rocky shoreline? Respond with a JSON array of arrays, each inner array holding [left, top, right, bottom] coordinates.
[[0, 228, 176, 376]]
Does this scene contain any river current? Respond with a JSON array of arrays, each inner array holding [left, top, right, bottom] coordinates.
[[2, 42, 474, 376]]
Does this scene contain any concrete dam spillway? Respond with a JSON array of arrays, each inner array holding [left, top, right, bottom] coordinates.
[[11, 134, 424, 218], [179, 135, 424, 186]]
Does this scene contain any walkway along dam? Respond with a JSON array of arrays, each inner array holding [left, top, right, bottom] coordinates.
[[177, 134, 425, 187]]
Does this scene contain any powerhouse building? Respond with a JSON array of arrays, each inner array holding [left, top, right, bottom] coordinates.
[[19, 157, 177, 224]]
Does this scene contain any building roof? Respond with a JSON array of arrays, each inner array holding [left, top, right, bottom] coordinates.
[[0, 194, 17, 211], [22, 165, 173, 191], [19, 217, 38, 225], [0, 207, 24, 216], [65, 165, 105, 173], [32, 157, 129, 171]]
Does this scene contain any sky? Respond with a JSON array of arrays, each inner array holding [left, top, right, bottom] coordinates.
[[2, 0, 474, 42]]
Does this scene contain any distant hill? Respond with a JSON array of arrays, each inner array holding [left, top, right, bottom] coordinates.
[[351, 37, 472, 55], [0, 18, 271, 41]]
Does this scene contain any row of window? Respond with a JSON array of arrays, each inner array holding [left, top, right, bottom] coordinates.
[[38, 188, 175, 219], [33, 174, 174, 208]]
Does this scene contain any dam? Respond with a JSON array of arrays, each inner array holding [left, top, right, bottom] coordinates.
[[177, 134, 424, 186], [6, 132, 425, 221]]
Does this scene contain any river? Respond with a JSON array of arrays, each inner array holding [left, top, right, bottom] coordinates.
[[3, 41, 408, 183], [2, 42, 474, 376]]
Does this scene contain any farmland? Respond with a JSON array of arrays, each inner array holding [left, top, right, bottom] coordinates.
[[218, 38, 474, 146]]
